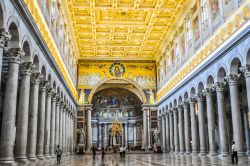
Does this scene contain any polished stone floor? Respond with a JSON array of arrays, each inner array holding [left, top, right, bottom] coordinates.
[[17, 153, 250, 166]]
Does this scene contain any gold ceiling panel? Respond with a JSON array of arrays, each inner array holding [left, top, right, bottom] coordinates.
[[67, 0, 189, 60]]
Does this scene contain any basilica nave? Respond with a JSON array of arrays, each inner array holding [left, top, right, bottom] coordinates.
[[0, 0, 250, 165]]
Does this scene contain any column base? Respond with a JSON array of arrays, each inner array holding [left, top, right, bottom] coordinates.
[[185, 151, 191, 155], [15, 157, 29, 164], [37, 155, 45, 160], [44, 155, 51, 159], [0, 158, 16, 166], [27, 157, 37, 162], [199, 151, 207, 156], [218, 153, 230, 160], [237, 151, 245, 157]]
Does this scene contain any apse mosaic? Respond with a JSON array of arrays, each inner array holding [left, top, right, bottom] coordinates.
[[91, 88, 142, 119]]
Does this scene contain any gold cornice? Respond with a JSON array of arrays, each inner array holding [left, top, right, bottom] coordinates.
[[156, 1, 250, 103], [24, 0, 78, 100]]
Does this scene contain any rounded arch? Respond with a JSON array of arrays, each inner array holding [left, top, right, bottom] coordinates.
[[88, 78, 147, 104], [41, 65, 46, 81], [230, 57, 242, 75], [52, 81, 56, 91], [246, 48, 250, 65], [169, 102, 173, 109], [47, 74, 52, 87], [57, 87, 60, 95], [22, 40, 31, 62], [8, 21, 19, 48], [178, 96, 182, 105], [33, 54, 39, 72], [206, 75, 214, 89], [190, 87, 196, 98], [184, 92, 189, 101], [198, 82, 204, 94], [173, 99, 177, 107], [217, 67, 227, 82], [166, 105, 169, 111]]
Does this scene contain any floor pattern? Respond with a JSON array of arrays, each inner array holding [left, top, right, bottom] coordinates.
[[17, 153, 250, 166]]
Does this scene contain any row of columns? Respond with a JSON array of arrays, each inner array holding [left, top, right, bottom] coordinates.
[[0, 35, 76, 164], [160, 71, 250, 157]]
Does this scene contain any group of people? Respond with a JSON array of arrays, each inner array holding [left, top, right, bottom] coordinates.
[[52, 141, 239, 164]]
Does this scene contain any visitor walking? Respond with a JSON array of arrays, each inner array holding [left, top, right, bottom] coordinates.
[[91, 146, 97, 160], [119, 146, 123, 159], [231, 141, 238, 164], [56, 145, 63, 164], [122, 146, 126, 158]]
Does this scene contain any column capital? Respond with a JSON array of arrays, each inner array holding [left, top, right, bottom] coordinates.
[[56, 98, 61, 106], [52, 93, 58, 101], [31, 72, 41, 85], [214, 82, 225, 92], [188, 98, 196, 105], [195, 94, 204, 102], [182, 102, 189, 109], [240, 65, 250, 78], [39, 81, 48, 92], [20, 62, 34, 75], [177, 104, 183, 109], [6, 47, 24, 64], [46, 87, 53, 95], [0, 29, 11, 48], [204, 88, 214, 97], [225, 74, 239, 86]]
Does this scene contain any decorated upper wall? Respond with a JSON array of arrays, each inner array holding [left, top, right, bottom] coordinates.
[[78, 60, 156, 105]]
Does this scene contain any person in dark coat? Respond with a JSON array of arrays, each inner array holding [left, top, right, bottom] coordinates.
[[91, 146, 97, 160]]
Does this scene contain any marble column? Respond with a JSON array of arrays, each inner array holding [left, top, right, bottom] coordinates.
[[86, 108, 92, 151], [134, 124, 137, 147], [0, 29, 11, 84], [27, 73, 41, 160], [61, 105, 65, 154], [226, 74, 244, 155], [0, 48, 23, 164], [240, 66, 250, 154], [44, 88, 52, 158], [63, 108, 67, 154], [104, 124, 108, 147], [215, 82, 229, 156], [142, 108, 148, 150], [15, 62, 33, 162], [169, 110, 174, 153], [183, 102, 191, 154], [54, 99, 61, 151], [173, 108, 179, 153], [59, 101, 64, 148], [36, 81, 47, 159], [98, 123, 102, 149], [178, 105, 185, 154], [189, 98, 199, 154], [49, 93, 57, 157], [161, 115, 166, 152], [205, 88, 217, 156], [243, 109, 250, 154], [147, 109, 151, 149], [125, 123, 128, 147], [165, 112, 170, 152], [196, 94, 207, 155]]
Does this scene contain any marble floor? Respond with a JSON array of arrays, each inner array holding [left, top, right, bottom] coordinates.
[[17, 154, 250, 166]]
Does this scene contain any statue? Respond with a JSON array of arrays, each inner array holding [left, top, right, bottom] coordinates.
[[153, 129, 160, 144], [78, 129, 85, 144], [78, 89, 85, 105]]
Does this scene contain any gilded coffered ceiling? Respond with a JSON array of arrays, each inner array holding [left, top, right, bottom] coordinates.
[[67, 0, 189, 60]]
